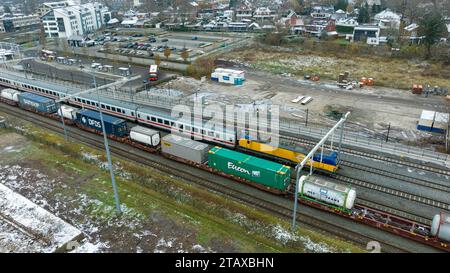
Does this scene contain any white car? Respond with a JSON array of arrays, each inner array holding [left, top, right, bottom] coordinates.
[[91, 62, 101, 68]]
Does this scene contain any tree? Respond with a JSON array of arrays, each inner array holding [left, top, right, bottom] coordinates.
[[418, 11, 447, 59], [334, 0, 348, 11], [357, 3, 370, 23], [163, 47, 171, 59], [154, 54, 161, 66], [180, 49, 189, 62], [3, 5, 11, 14]]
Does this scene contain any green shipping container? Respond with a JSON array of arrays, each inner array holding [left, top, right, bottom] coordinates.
[[208, 146, 291, 191]]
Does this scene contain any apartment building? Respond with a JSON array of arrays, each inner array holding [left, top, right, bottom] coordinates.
[[0, 14, 41, 32], [41, 1, 110, 38]]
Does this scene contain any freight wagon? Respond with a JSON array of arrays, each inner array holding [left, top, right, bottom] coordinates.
[[431, 213, 450, 242], [58, 105, 78, 120], [208, 146, 291, 192], [75, 109, 128, 139], [161, 134, 210, 164], [130, 126, 160, 147], [238, 139, 338, 172], [18, 92, 58, 114], [0, 89, 21, 105], [298, 175, 356, 212]]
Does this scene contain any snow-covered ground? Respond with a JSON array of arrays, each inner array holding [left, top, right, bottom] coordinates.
[[0, 182, 83, 253]]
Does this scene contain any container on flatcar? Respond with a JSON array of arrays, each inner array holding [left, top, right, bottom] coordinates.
[[1, 89, 21, 102], [75, 109, 128, 138], [431, 213, 450, 242], [298, 175, 356, 211], [208, 146, 291, 191], [18, 92, 58, 114], [57, 105, 78, 120], [161, 134, 209, 164], [130, 126, 160, 147]]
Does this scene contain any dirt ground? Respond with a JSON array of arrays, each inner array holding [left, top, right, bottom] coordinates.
[[160, 66, 447, 143]]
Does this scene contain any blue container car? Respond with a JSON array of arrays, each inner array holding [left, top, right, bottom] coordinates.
[[75, 109, 128, 138], [18, 92, 58, 114]]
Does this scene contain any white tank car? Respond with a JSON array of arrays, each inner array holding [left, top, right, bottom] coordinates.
[[431, 213, 450, 242], [1, 89, 21, 102], [298, 175, 356, 210], [57, 105, 78, 120], [130, 126, 160, 147]]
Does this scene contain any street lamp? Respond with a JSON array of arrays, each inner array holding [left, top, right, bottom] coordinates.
[[93, 75, 122, 213]]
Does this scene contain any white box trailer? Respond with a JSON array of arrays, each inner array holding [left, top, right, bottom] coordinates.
[[57, 105, 78, 120], [1, 89, 21, 102], [130, 126, 160, 147]]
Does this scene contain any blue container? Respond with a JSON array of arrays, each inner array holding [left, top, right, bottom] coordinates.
[[313, 151, 338, 166], [417, 124, 432, 132], [76, 109, 128, 138], [431, 127, 446, 134], [18, 92, 57, 114]]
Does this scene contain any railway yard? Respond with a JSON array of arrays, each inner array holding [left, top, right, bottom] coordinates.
[[0, 38, 449, 254]]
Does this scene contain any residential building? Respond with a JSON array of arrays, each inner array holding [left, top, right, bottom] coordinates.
[[353, 25, 380, 44], [310, 5, 334, 19], [37, 1, 78, 17], [235, 6, 253, 21], [336, 18, 358, 35], [374, 9, 401, 30], [0, 14, 41, 33], [253, 7, 276, 21], [41, 2, 111, 38]]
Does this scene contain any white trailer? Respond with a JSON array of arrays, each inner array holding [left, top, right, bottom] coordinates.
[[130, 126, 160, 147], [57, 105, 78, 120]]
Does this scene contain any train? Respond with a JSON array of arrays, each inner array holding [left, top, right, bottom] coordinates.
[[0, 74, 339, 173], [238, 138, 338, 172], [1, 90, 449, 247]]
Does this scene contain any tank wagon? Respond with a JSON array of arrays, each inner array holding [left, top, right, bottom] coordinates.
[[0, 89, 21, 105], [75, 109, 128, 139], [18, 92, 58, 114], [431, 213, 450, 242], [298, 175, 356, 212], [208, 146, 291, 193]]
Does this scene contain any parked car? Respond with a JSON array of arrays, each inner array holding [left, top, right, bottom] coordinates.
[[161, 38, 168, 42]]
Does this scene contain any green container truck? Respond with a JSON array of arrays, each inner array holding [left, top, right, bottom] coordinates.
[[208, 146, 291, 191]]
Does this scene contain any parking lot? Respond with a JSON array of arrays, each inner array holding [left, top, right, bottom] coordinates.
[[21, 50, 176, 89], [93, 31, 245, 62]]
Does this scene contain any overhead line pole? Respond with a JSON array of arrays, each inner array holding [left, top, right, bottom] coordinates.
[[292, 112, 351, 230]]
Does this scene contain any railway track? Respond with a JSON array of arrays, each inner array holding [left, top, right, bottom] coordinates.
[[0, 103, 416, 253], [340, 160, 450, 194], [327, 172, 450, 212], [280, 135, 450, 177]]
